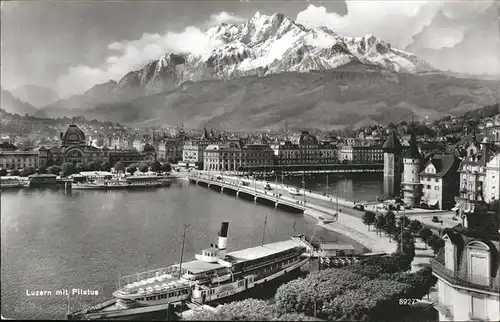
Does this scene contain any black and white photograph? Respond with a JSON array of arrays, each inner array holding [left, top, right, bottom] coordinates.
[[1, 0, 499, 320]]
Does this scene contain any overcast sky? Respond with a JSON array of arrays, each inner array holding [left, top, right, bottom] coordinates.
[[1, 0, 498, 99]]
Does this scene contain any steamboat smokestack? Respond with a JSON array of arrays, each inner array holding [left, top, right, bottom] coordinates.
[[218, 222, 229, 257]]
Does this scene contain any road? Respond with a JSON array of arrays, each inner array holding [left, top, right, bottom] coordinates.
[[190, 171, 365, 219]]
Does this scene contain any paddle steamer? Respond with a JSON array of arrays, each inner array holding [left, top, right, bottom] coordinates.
[[68, 221, 311, 320]]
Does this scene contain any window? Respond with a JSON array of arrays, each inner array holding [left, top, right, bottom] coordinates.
[[471, 294, 486, 320], [435, 186, 439, 191]]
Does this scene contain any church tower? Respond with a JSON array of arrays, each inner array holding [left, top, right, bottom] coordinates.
[[382, 131, 403, 197], [402, 121, 423, 206]]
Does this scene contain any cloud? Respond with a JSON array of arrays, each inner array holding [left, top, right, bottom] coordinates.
[[209, 11, 245, 25], [295, 1, 494, 49], [56, 12, 235, 98], [295, 1, 498, 74]]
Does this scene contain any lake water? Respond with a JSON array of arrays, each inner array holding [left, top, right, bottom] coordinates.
[[1, 176, 381, 319]]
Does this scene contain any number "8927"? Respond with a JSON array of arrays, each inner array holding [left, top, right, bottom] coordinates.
[[399, 298, 418, 305]]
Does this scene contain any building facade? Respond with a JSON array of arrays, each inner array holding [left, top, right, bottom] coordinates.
[[419, 154, 461, 210], [382, 131, 403, 198], [0, 150, 39, 170], [456, 139, 500, 226], [431, 226, 499, 321], [401, 123, 423, 206], [339, 144, 384, 164], [203, 141, 274, 171], [273, 131, 338, 165]]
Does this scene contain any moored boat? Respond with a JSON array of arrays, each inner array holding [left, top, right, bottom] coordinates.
[[0, 176, 24, 189], [67, 220, 311, 320]]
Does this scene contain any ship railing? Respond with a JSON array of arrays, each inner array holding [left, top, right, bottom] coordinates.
[[120, 265, 180, 285]]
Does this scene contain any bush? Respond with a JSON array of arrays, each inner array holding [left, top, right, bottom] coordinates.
[[37, 167, 47, 174], [10, 169, 20, 176], [275, 269, 368, 317], [190, 299, 317, 321], [150, 160, 161, 172], [0, 168, 8, 176]]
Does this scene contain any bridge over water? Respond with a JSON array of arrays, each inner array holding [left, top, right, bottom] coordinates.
[[188, 175, 307, 213], [236, 163, 383, 175]]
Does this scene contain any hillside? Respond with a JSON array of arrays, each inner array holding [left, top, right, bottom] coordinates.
[[84, 64, 500, 131], [0, 88, 38, 116], [10, 85, 58, 108]]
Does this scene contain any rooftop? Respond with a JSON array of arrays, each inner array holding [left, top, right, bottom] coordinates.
[[224, 239, 304, 264], [178, 259, 223, 274]]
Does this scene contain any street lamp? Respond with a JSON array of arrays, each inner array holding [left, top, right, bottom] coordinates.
[[302, 171, 306, 203]]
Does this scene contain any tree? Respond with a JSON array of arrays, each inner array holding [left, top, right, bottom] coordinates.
[[408, 220, 423, 236], [374, 214, 386, 236], [160, 162, 171, 173], [75, 162, 85, 173], [418, 227, 433, 249], [46, 165, 61, 175], [385, 211, 396, 239], [86, 160, 101, 171], [150, 160, 161, 172], [10, 169, 21, 176], [427, 234, 445, 254], [100, 161, 111, 172], [126, 165, 137, 175], [114, 161, 125, 173], [138, 163, 149, 173], [37, 166, 47, 174], [190, 299, 319, 321], [363, 211, 376, 231], [0, 168, 7, 176], [46, 159, 55, 167], [61, 162, 75, 177], [20, 167, 36, 177]]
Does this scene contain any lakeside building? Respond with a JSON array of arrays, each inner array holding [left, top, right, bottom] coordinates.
[[58, 125, 158, 167], [382, 131, 403, 198], [0, 149, 39, 170], [272, 131, 338, 165], [419, 154, 461, 210], [182, 128, 222, 168], [155, 138, 184, 163], [203, 139, 274, 171], [338, 144, 383, 164], [401, 122, 423, 206]]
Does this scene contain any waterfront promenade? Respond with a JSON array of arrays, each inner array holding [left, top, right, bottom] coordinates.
[[185, 171, 398, 254]]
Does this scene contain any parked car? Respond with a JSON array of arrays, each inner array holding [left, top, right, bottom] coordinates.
[[353, 204, 365, 211]]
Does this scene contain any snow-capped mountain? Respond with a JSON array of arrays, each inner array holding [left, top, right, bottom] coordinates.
[[41, 11, 435, 117], [107, 11, 435, 97]]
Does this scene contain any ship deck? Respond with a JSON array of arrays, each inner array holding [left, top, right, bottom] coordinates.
[[178, 259, 224, 274], [116, 273, 189, 296], [223, 239, 305, 264]]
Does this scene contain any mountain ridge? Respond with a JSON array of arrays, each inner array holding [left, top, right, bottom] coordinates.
[[40, 11, 437, 114]]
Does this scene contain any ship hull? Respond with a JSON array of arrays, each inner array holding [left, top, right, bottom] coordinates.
[[192, 256, 310, 306], [67, 299, 178, 321]]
